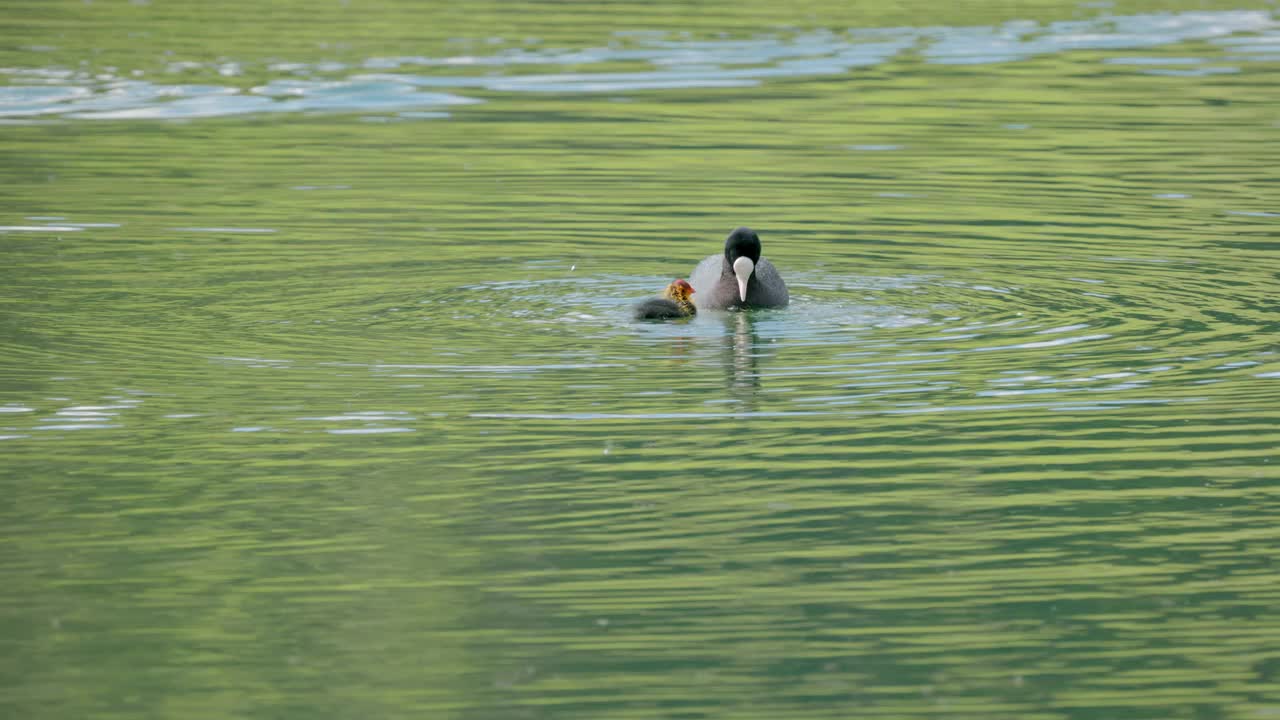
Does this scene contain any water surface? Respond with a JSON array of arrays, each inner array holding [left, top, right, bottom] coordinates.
[[2, 1, 1279, 718]]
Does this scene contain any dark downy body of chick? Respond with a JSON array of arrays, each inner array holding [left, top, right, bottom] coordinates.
[[634, 279, 697, 320]]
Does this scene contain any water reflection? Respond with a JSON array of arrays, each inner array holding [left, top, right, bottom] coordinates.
[[722, 311, 763, 400]]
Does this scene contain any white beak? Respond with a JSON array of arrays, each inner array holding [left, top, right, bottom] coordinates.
[[732, 256, 755, 302]]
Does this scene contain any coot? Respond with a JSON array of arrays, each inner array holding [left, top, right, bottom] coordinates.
[[688, 227, 788, 310]]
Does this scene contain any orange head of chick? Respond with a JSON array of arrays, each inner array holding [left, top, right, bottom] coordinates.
[[663, 279, 696, 315]]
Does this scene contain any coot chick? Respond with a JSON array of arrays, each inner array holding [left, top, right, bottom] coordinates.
[[688, 227, 788, 310], [634, 279, 696, 320]]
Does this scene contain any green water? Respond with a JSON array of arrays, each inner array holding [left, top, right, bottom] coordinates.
[[3, 1, 1280, 718]]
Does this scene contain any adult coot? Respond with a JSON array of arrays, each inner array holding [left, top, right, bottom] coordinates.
[[634, 279, 697, 320], [688, 227, 788, 310]]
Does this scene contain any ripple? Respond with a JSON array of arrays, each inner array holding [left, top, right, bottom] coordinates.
[[471, 410, 830, 420], [1104, 56, 1206, 65], [175, 227, 278, 234], [0, 9, 1274, 120], [969, 333, 1113, 352], [1225, 210, 1280, 218], [0, 225, 83, 232], [34, 423, 122, 431], [379, 248, 1273, 425]]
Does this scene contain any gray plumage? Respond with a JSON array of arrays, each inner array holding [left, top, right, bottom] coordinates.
[[689, 227, 789, 310]]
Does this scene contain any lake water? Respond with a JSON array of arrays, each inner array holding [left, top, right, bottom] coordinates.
[[3, 1, 1279, 717]]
